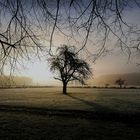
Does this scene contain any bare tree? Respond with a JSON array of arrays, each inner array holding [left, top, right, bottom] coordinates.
[[0, 0, 140, 73], [49, 45, 92, 94], [105, 83, 109, 88], [115, 78, 125, 88]]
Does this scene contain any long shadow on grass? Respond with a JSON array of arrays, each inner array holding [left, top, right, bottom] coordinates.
[[67, 94, 140, 124], [67, 94, 114, 112], [0, 93, 140, 124]]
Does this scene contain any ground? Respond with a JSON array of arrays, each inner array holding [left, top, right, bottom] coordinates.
[[0, 87, 140, 139]]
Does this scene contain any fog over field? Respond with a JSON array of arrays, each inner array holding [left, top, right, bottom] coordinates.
[[0, 76, 32, 87], [88, 73, 140, 87], [1, 72, 140, 87]]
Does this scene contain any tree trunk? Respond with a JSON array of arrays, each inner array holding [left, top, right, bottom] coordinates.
[[120, 84, 122, 88], [63, 82, 67, 94]]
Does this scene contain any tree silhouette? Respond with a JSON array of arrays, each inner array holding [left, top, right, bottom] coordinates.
[[49, 45, 92, 94], [115, 78, 125, 89], [105, 83, 109, 88], [0, 0, 140, 73]]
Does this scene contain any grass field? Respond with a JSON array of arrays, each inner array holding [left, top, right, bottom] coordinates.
[[0, 87, 140, 112], [0, 87, 140, 139]]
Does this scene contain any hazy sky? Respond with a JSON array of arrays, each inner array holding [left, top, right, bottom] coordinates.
[[17, 7, 140, 85], [4, 3, 140, 85], [16, 49, 139, 85]]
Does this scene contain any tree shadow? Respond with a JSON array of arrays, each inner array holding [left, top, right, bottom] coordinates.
[[67, 94, 115, 113], [66, 94, 140, 124], [0, 93, 140, 124]]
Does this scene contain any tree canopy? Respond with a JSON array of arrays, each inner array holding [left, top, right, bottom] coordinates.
[[115, 78, 125, 88], [49, 45, 92, 94], [0, 0, 140, 73]]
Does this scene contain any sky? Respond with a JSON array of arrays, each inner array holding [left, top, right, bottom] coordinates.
[[16, 49, 140, 85], [17, 7, 140, 85], [3, 1, 140, 85]]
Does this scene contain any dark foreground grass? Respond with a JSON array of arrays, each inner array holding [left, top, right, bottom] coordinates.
[[0, 110, 140, 140], [0, 88, 140, 139]]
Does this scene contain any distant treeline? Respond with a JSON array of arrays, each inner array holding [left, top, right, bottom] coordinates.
[[88, 73, 140, 87], [0, 75, 32, 88]]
